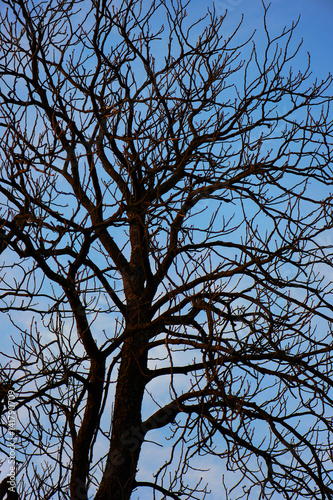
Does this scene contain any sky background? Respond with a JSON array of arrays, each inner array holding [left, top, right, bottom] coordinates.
[[194, 0, 333, 82], [0, 0, 332, 499]]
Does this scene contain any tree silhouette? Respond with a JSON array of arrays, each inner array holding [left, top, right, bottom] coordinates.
[[0, 0, 333, 499]]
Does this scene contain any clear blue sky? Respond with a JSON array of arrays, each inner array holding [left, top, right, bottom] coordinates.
[[190, 0, 332, 82], [0, 1, 331, 499]]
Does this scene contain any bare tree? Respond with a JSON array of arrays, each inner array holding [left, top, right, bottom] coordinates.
[[0, 0, 333, 499]]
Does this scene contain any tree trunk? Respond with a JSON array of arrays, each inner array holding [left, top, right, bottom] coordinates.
[[95, 300, 149, 500]]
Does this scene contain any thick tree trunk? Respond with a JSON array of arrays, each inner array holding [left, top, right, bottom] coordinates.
[[95, 300, 149, 500], [95, 212, 151, 499]]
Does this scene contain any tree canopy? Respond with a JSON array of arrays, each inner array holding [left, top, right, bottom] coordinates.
[[0, 0, 333, 499]]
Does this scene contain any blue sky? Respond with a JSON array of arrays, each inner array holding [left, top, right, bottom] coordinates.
[[190, 0, 333, 82], [0, 1, 332, 498]]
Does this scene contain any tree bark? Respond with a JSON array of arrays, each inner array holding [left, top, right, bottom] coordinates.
[[95, 337, 148, 499], [95, 288, 150, 500]]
